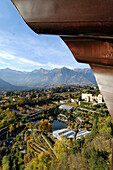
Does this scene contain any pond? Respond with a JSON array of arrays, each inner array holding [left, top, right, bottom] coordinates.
[[52, 120, 67, 130], [33, 119, 67, 130]]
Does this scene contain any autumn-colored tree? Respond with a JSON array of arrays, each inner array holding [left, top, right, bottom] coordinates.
[[25, 157, 38, 170], [6, 108, 10, 111], [38, 151, 52, 170], [20, 122, 23, 126], [98, 117, 103, 123], [2, 155, 10, 170], [16, 123, 19, 129], [27, 122, 33, 129], [54, 138, 67, 159], [20, 107, 23, 112], [24, 154, 29, 166], [65, 138, 73, 148], [9, 124, 15, 133], [3, 142, 6, 147], [74, 124, 78, 132], [48, 122, 52, 132], [35, 119, 52, 132]]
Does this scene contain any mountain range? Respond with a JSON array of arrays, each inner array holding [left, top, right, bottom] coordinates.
[[0, 78, 27, 91], [0, 67, 97, 91]]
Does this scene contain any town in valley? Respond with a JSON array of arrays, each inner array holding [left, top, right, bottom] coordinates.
[[0, 85, 112, 169]]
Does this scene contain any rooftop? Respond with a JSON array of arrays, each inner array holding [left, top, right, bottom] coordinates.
[[76, 130, 91, 139], [53, 128, 76, 139], [59, 105, 73, 111]]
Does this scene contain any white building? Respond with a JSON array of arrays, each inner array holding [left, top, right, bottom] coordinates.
[[97, 94, 103, 103], [82, 93, 103, 103], [82, 93, 93, 102], [59, 100, 68, 104], [76, 130, 91, 139], [53, 128, 76, 140], [71, 99, 75, 103], [59, 105, 73, 111]]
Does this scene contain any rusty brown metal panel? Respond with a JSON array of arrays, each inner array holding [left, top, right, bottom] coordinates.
[[11, 0, 113, 22], [27, 22, 113, 35], [62, 37, 113, 66], [11, 0, 113, 35]]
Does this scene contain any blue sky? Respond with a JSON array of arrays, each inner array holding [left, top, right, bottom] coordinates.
[[0, 0, 89, 71]]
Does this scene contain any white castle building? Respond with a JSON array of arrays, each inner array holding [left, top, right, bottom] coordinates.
[[82, 93, 103, 103]]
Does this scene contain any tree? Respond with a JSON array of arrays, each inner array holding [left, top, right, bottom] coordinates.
[[74, 124, 78, 132], [38, 151, 52, 170], [83, 147, 109, 170], [48, 122, 52, 132], [25, 157, 38, 170], [35, 120, 52, 132], [27, 122, 33, 129], [12, 159, 17, 170], [2, 155, 10, 170], [89, 119, 98, 139], [54, 138, 67, 159], [16, 123, 19, 129], [20, 122, 23, 126], [9, 124, 15, 133], [20, 107, 23, 112]]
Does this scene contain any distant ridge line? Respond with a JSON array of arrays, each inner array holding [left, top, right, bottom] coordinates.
[[0, 67, 96, 90]]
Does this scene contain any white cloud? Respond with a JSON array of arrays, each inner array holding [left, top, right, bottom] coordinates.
[[18, 57, 45, 67], [0, 0, 89, 72], [0, 30, 89, 71], [18, 57, 71, 69], [0, 51, 15, 60]]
